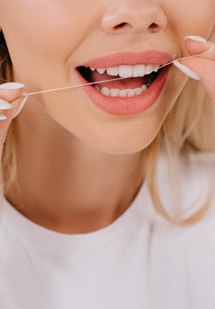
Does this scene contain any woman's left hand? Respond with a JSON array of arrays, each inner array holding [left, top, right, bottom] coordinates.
[[173, 35, 215, 103]]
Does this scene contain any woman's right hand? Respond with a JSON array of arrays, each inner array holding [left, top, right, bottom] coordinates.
[[0, 82, 27, 153]]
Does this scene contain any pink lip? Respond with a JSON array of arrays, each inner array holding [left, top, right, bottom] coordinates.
[[75, 65, 172, 116], [77, 50, 173, 68], [74, 50, 174, 116]]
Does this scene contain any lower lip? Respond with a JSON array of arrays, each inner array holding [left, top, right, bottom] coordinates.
[[75, 66, 171, 116]]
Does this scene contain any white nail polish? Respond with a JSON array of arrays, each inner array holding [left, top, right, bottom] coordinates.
[[12, 96, 28, 119], [184, 35, 207, 43], [0, 98, 13, 110], [0, 114, 7, 121], [0, 82, 25, 90], [173, 60, 200, 80]]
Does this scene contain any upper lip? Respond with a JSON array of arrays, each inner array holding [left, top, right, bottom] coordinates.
[[77, 50, 174, 68]]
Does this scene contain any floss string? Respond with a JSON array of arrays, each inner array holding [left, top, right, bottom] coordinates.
[[0, 44, 214, 97]]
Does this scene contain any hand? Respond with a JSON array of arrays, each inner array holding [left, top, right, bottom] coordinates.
[[0, 82, 27, 150], [173, 35, 215, 103]]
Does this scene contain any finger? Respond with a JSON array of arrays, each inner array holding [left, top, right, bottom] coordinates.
[[0, 83, 27, 143], [0, 82, 27, 119], [176, 57, 215, 82], [0, 96, 27, 144], [0, 95, 28, 120], [0, 82, 25, 103], [173, 36, 215, 82], [173, 56, 215, 100], [184, 35, 215, 59]]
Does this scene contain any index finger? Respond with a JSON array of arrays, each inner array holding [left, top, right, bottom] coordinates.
[[0, 82, 25, 103], [185, 37, 215, 60]]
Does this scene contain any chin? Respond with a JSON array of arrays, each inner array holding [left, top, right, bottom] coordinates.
[[84, 132, 157, 155]]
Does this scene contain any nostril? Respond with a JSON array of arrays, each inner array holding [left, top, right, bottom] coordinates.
[[114, 22, 129, 30], [113, 21, 160, 33], [149, 22, 159, 32]]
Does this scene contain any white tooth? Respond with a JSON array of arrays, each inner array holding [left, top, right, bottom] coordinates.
[[152, 64, 160, 73], [94, 64, 160, 76], [145, 64, 154, 75], [134, 87, 142, 95], [119, 89, 129, 97], [98, 85, 148, 97], [127, 89, 136, 97], [96, 68, 106, 74], [95, 85, 100, 91], [107, 67, 119, 76], [141, 84, 147, 92], [101, 87, 110, 96], [133, 64, 146, 77], [110, 88, 120, 97], [118, 65, 133, 78]]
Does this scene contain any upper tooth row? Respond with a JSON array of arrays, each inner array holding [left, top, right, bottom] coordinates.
[[88, 64, 160, 78]]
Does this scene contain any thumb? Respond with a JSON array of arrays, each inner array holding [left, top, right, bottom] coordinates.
[[173, 35, 215, 100]]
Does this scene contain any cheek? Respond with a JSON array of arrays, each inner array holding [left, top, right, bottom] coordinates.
[[1, 1, 94, 89], [163, 0, 215, 38]]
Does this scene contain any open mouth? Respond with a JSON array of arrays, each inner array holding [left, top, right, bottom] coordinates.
[[74, 59, 172, 115], [76, 64, 164, 97]]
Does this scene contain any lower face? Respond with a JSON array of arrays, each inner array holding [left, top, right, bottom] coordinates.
[[0, 0, 214, 154]]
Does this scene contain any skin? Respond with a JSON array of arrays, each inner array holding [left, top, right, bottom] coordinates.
[[0, 0, 214, 233]]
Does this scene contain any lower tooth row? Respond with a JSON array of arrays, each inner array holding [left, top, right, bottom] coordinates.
[[95, 85, 147, 97]]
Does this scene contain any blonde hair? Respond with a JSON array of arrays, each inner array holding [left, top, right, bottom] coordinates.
[[1, 28, 215, 226]]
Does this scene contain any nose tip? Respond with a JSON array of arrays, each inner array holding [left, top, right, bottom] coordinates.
[[101, 2, 167, 35]]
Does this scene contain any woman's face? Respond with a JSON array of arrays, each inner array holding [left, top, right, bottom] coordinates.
[[0, 0, 214, 155]]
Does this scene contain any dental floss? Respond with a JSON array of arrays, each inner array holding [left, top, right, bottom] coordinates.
[[22, 55, 197, 96], [0, 46, 213, 97], [22, 76, 131, 96]]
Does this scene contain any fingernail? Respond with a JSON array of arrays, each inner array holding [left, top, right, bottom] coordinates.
[[0, 82, 25, 90], [12, 96, 28, 119], [0, 98, 13, 110], [173, 60, 200, 80], [184, 35, 207, 43], [0, 114, 7, 121]]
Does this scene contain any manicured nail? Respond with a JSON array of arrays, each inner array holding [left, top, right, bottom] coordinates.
[[13, 96, 28, 119], [173, 60, 200, 80], [184, 35, 207, 43], [0, 98, 13, 110], [0, 82, 25, 90], [0, 114, 7, 121]]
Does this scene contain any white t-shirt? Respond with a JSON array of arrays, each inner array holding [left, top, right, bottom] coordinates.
[[0, 150, 215, 309]]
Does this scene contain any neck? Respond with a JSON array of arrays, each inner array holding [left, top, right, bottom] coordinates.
[[4, 106, 145, 234]]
